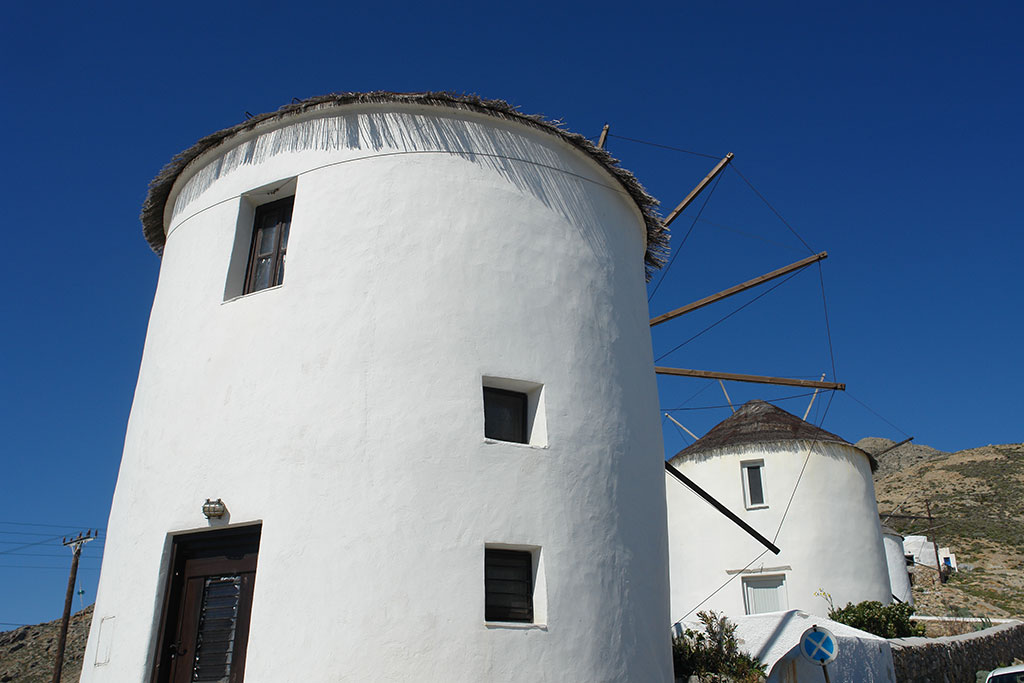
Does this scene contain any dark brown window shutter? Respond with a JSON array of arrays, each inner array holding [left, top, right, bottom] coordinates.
[[485, 549, 534, 622]]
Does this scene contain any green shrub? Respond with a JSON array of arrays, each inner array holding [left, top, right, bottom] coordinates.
[[827, 600, 925, 638], [672, 611, 766, 682]]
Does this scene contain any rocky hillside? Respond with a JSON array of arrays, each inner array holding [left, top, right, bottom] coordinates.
[[0, 605, 92, 683], [866, 438, 1024, 618]]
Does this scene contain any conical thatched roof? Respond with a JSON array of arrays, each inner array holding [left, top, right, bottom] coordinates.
[[670, 400, 877, 471], [140, 91, 667, 278]]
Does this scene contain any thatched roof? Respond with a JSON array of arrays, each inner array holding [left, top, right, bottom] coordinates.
[[670, 400, 877, 471], [141, 91, 667, 277]]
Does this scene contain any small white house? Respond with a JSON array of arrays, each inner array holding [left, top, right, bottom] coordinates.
[[666, 400, 892, 622], [904, 535, 957, 571], [81, 92, 673, 682]]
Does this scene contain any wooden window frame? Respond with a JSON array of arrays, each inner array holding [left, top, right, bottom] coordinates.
[[484, 548, 535, 623], [244, 197, 293, 295], [482, 387, 529, 444]]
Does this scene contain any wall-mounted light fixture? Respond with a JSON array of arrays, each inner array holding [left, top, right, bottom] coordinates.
[[202, 498, 227, 519]]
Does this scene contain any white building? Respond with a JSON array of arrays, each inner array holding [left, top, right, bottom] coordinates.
[[81, 92, 673, 682], [666, 400, 892, 621], [903, 535, 957, 571]]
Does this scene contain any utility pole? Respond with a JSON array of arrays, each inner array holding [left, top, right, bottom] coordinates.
[[52, 530, 96, 683], [925, 501, 944, 583]]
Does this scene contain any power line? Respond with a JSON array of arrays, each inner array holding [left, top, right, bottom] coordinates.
[[605, 133, 721, 159], [654, 267, 808, 362], [1, 551, 103, 559], [0, 530, 103, 538], [0, 535, 65, 555], [0, 521, 106, 530], [0, 565, 101, 573]]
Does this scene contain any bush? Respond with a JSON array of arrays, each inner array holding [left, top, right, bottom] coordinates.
[[827, 600, 925, 638], [673, 611, 766, 682]]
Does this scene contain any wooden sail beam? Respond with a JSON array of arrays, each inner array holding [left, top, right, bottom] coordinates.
[[870, 436, 914, 458], [665, 461, 781, 555], [650, 251, 828, 327], [656, 366, 845, 391], [663, 153, 734, 228], [596, 124, 610, 150]]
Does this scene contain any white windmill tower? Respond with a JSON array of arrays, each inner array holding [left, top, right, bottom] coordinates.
[[80, 93, 673, 682], [665, 400, 892, 621]]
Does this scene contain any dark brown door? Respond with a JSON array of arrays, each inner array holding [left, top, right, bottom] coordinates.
[[154, 526, 260, 683]]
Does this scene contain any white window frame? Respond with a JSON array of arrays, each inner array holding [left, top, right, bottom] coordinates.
[[741, 574, 788, 615], [741, 459, 768, 509]]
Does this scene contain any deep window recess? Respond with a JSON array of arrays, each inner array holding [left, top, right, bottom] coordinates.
[[742, 461, 766, 508], [483, 387, 528, 444], [245, 197, 293, 294], [484, 548, 534, 623], [152, 526, 260, 683]]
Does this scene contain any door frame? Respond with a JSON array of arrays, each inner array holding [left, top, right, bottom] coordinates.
[[151, 524, 262, 683]]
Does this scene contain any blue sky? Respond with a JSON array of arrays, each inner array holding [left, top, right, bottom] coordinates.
[[2, 0, 1021, 627]]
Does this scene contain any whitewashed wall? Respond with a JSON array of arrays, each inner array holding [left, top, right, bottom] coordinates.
[[81, 103, 672, 682], [666, 440, 891, 623], [883, 529, 914, 605]]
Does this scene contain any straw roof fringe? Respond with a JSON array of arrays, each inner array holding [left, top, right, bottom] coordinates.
[[671, 400, 878, 472], [141, 91, 668, 278]]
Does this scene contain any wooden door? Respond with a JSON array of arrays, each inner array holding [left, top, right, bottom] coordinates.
[[154, 527, 260, 683]]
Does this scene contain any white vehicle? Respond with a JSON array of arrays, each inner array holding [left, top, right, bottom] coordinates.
[[987, 664, 1024, 683]]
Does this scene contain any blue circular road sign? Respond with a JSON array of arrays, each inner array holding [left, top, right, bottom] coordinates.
[[799, 626, 838, 665]]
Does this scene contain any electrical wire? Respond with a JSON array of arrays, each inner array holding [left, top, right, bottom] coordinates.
[[647, 172, 724, 303], [0, 535, 65, 555], [605, 133, 721, 159], [654, 267, 808, 363], [0, 521, 106, 530]]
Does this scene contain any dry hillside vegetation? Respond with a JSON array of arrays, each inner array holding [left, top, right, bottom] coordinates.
[[0, 605, 91, 683], [867, 438, 1024, 618]]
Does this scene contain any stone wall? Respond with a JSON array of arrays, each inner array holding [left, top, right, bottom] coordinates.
[[889, 621, 1024, 682]]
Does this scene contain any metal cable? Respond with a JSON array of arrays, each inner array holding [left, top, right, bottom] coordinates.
[[654, 267, 808, 362], [730, 164, 815, 254], [605, 133, 721, 159], [648, 172, 724, 303]]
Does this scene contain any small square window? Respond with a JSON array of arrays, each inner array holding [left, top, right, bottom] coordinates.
[[742, 460, 767, 508], [481, 377, 547, 447], [483, 387, 528, 444], [244, 196, 293, 294], [484, 548, 534, 623]]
